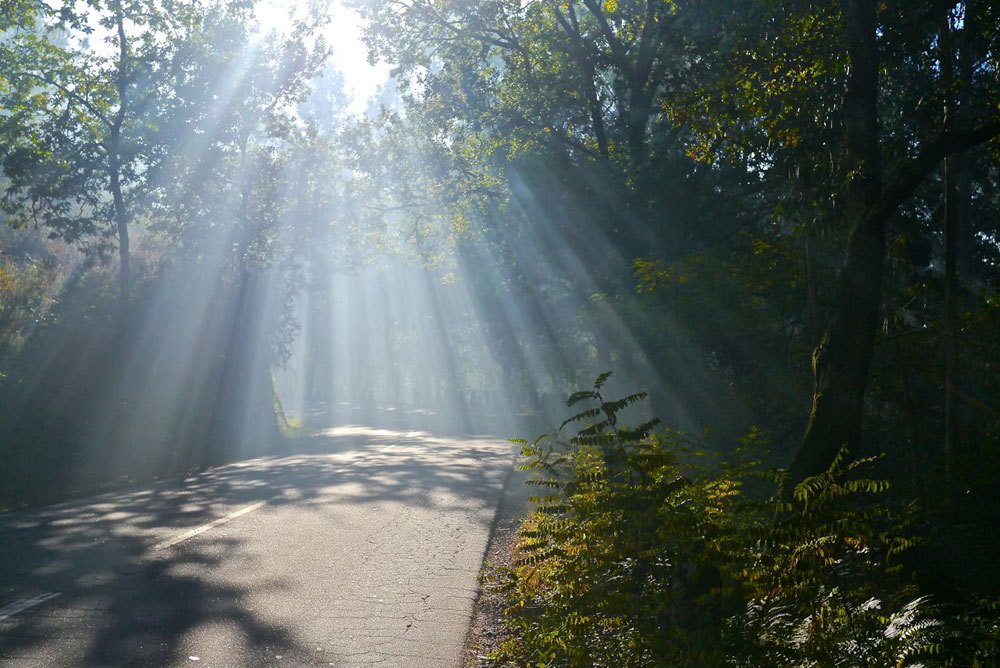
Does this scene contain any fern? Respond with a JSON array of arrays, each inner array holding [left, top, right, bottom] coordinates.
[[493, 374, 980, 668]]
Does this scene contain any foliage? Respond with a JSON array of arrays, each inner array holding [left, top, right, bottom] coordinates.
[[0, 0, 327, 509], [0, 230, 66, 365], [492, 375, 995, 667], [357, 0, 1000, 626]]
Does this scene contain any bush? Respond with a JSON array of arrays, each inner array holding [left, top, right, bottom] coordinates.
[[491, 374, 979, 667]]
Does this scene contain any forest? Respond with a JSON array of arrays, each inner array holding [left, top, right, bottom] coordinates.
[[1, 0, 1000, 665]]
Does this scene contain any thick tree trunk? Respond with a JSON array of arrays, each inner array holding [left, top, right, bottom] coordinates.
[[788, 0, 881, 483], [790, 215, 886, 482], [787, 1, 1000, 483]]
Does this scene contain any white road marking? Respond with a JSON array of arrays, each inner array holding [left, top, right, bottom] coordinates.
[[152, 501, 267, 550], [0, 592, 61, 620]]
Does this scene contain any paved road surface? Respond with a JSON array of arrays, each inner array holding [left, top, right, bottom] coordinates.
[[0, 425, 514, 667]]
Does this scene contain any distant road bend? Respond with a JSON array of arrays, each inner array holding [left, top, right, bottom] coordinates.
[[0, 425, 513, 667]]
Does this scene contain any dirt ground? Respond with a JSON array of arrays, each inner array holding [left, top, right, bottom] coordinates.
[[462, 464, 531, 667]]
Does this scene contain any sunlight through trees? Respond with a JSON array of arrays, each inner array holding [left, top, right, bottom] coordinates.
[[2, 0, 1000, 664]]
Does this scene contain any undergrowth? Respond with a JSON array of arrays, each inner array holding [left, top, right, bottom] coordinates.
[[490, 373, 1000, 667]]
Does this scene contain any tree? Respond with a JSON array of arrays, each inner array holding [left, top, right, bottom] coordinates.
[[786, 0, 1000, 481], [667, 0, 1000, 480], [3, 1, 200, 321], [359, 0, 722, 257]]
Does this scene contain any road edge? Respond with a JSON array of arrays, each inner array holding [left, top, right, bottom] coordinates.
[[461, 448, 529, 667]]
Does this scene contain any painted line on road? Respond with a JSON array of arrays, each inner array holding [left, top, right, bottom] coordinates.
[[0, 592, 61, 621], [152, 501, 267, 550]]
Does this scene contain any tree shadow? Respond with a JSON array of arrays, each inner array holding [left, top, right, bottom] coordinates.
[[0, 410, 516, 665]]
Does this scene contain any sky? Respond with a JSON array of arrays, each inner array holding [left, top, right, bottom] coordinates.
[[254, 0, 391, 114]]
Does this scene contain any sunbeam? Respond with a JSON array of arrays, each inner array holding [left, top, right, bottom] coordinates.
[[4, 0, 1000, 664]]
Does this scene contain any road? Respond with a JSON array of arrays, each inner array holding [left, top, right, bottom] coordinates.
[[0, 423, 514, 667]]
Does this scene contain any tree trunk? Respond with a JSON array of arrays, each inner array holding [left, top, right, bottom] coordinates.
[[552, 2, 610, 162], [886, 299, 923, 497], [788, 0, 881, 483], [956, 1, 976, 282], [110, 1, 131, 325], [941, 7, 959, 484], [946, 1, 974, 463], [944, 152, 959, 482], [790, 215, 886, 482], [804, 225, 821, 347], [109, 141, 130, 323], [798, 166, 822, 347]]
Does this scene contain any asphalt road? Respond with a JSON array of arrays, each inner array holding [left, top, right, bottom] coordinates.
[[0, 423, 514, 667]]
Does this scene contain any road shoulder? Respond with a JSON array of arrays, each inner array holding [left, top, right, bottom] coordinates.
[[462, 462, 530, 667]]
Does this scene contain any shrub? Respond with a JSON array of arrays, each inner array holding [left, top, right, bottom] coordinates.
[[492, 374, 957, 667]]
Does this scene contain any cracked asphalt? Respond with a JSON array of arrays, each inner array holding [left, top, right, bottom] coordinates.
[[0, 422, 515, 667]]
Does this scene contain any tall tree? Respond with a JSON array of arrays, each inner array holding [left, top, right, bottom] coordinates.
[[788, 0, 1000, 481], [0, 0, 243, 322]]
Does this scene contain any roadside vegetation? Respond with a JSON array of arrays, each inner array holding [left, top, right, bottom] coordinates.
[[491, 376, 999, 666]]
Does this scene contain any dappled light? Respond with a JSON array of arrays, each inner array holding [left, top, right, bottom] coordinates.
[[0, 427, 510, 663]]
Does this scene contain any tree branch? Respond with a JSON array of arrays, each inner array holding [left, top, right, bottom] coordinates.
[[13, 71, 113, 129], [871, 119, 1000, 224]]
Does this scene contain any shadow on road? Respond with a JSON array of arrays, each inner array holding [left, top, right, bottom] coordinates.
[[0, 408, 518, 665]]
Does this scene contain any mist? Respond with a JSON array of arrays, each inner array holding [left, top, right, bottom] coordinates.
[[3, 1, 1000, 662]]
